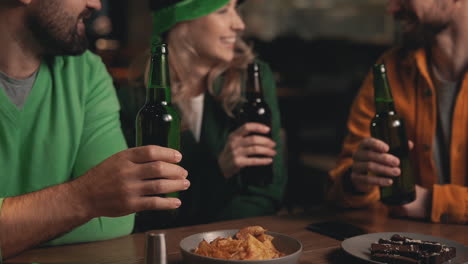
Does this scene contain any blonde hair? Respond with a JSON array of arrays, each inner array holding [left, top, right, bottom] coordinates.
[[166, 21, 255, 126]]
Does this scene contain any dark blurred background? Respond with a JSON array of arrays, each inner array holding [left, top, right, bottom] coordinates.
[[88, 0, 393, 211]]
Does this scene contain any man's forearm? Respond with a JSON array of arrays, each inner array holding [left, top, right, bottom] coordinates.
[[0, 181, 91, 259], [0, 145, 190, 259]]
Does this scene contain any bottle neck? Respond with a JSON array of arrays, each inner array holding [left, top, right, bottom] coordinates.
[[146, 47, 172, 104], [245, 63, 264, 100], [373, 64, 395, 114], [375, 99, 396, 114]]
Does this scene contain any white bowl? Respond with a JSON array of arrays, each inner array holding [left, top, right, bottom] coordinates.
[[180, 229, 303, 264]]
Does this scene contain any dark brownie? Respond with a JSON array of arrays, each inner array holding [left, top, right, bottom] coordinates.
[[369, 234, 457, 264], [390, 234, 443, 252], [371, 243, 421, 259], [419, 247, 457, 264], [379, 238, 405, 245]]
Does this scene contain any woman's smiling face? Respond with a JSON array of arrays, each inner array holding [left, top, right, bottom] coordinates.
[[183, 0, 245, 64]]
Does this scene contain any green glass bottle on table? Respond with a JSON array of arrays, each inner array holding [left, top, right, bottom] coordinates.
[[135, 41, 181, 231], [236, 62, 273, 187], [370, 64, 415, 205]]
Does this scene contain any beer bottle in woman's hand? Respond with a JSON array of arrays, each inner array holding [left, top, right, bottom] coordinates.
[[236, 62, 273, 187]]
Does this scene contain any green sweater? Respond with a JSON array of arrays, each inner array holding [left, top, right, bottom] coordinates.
[[178, 61, 286, 225], [0, 51, 134, 247]]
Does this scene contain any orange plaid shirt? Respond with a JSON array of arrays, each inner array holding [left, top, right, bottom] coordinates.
[[328, 47, 467, 224]]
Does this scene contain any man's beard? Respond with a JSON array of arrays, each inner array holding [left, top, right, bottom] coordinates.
[[26, 0, 92, 56], [394, 7, 450, 50]]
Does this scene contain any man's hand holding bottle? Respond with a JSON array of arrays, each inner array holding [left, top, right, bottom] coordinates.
[[71, 145, 190, 219], [350, 138, 413, 193], [350, 138, 430, 219]]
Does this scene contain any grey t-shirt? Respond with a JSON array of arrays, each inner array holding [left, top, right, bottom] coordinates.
[[0, 70, 37, 109], [431, 66, 459, 184]]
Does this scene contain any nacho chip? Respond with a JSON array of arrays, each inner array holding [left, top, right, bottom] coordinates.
[[194, 226, 286, 260]]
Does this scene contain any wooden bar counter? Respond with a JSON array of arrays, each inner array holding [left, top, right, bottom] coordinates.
[[6, 205, 467, 264]]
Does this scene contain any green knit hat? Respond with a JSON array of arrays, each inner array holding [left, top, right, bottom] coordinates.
[[151, 0, 230, 44]]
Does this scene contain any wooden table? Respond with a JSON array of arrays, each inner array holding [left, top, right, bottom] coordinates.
[[6, 206, 467, 264]]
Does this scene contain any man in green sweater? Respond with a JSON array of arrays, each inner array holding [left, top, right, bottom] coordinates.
[[0, 0, 190, 259]]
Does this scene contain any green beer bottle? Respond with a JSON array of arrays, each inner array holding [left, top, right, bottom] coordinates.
[[236, 62, 273, 186], [370, 64, 416, 205], [134, 42, 181, 231]]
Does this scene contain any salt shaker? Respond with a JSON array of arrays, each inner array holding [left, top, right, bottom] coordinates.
[[145, 232, 167, 264]]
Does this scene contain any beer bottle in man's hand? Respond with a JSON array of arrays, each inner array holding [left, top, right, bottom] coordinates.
[[236, 62, 273, 187], [135, 42, 181, 231], [371, 64, 416, 205]]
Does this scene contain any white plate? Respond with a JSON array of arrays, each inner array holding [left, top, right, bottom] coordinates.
[[341, 232, 468, 263]]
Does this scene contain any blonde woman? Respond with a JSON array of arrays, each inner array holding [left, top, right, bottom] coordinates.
[[137, 0, 286, 230]]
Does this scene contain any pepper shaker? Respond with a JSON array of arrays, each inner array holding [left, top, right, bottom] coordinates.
[[145, 232, 167, 264]]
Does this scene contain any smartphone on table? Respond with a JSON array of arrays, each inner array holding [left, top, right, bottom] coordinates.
[[306, 221, 366, 241]]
